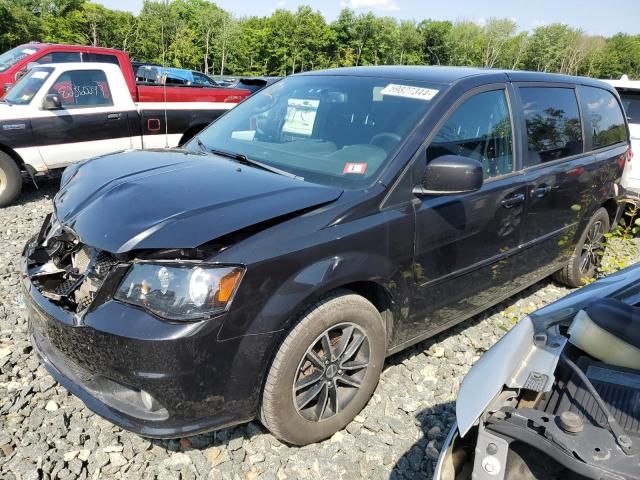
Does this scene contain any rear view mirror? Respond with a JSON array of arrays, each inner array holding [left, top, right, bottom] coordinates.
[[42, 93, 62, 110], [413, 155, 483, 196]]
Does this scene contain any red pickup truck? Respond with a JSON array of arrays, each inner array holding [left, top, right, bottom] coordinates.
[[0, 43, 249, 104], [0, 45, 252, 206]]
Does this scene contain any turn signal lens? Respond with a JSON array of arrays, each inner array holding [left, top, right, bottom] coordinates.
[[218, 269, 243, 303]]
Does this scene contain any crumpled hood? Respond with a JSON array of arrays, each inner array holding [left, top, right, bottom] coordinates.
[[54, 150, 342, 254]]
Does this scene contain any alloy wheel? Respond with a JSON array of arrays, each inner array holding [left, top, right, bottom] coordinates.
[[293, 323, 370, 422], [580, 220, 605, 274]]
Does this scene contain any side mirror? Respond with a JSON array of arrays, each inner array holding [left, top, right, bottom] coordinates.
[[413, 155, 483, 196], [42, 93, 62, 110]]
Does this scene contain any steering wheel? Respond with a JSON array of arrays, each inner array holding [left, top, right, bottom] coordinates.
[[369, 132, 402, 152]]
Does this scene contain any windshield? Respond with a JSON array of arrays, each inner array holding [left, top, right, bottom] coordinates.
[[4, 67, 52, 105], [190, 75, 442, 189], [0, 45, 41, 73]]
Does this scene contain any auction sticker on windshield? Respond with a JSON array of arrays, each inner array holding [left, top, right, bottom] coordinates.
[[381, 84, 439, 101], [343, 163, 367, 174]]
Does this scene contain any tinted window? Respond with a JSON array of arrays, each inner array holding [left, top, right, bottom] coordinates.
[[136, 66, 160, 83], [428, 89, 513, 178], [91, 54, 119, 65], [48, 69, 113, 107], [36, 52, 82, 64], [581, 86, 627, 148], [520, 87, 583, 165], [620, 91, 640, 124]]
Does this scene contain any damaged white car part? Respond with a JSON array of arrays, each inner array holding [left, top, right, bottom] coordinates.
[[436, 264, 640, 480]]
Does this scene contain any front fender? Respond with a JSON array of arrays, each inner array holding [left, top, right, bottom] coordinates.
[[218, 251, 399, 341]]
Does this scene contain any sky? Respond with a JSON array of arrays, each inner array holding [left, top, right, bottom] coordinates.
[[94, 0, 640, 37]]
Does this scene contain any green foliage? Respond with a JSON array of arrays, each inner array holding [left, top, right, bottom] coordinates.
[[598, 205, 640, 278], [1, 1, 639, 78]]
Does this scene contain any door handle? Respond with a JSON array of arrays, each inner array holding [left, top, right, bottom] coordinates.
[[107, 113, 121, 120], [500, 193, 525, 209], [531, 185, 552, 198]]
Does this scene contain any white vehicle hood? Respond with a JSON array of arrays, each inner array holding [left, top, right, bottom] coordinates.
[[456, 263, 640, 437], [0, 102, 32, 122]]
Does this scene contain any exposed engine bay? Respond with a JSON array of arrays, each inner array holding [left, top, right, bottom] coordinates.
[[438, 291, 640, 480], [24, 213, 121, 314]]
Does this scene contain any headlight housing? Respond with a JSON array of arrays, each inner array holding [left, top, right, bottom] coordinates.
[[114, 263, 244, 321]]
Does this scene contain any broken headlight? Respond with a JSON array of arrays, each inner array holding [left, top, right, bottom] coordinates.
[[114, 263, 244, 321]]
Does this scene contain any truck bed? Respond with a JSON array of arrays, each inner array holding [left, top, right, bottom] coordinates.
[[136, 84, 250, 104]]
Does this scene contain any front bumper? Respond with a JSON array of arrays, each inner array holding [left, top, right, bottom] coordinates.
[[22, 245, 274, 438]]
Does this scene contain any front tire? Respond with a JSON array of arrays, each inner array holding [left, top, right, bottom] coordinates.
[[0, 152, 22, 207], [554, 207, 610, 287], [260, 291, 386, 445]]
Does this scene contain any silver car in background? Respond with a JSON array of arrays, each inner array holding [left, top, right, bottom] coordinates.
[[435, 264, 640, 480]]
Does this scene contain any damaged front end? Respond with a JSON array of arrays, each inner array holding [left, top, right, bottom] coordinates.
[[21, 212, 263, 437], [24, 213, 123, 316]]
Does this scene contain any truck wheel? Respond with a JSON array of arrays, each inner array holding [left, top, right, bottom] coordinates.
[[260, 291, 386, 445], [554, 207, 610, 287], [0, 152, 22, 208]]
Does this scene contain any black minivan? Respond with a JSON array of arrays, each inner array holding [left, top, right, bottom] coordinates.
[[22, 66, 630, 445]]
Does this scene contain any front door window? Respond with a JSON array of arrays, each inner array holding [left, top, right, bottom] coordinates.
[[428, 89, 514, 179]]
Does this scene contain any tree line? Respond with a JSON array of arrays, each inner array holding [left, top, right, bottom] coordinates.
[[1, 0, 639, 79]]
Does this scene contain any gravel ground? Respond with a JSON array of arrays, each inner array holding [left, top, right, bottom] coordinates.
[[0, 181, 621, 480]]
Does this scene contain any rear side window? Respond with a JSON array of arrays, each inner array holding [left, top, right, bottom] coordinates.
[[36, 52, 82, 64], [520, 87, 583, 166], [619, 91, 640, 124], [580, 86, 627, 148], [428, 89, 513, 178], [48, 69, 113, 107], [90, 53, 119, 65]]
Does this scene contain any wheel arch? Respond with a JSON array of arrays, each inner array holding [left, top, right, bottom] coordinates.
[[0, 143, 25, 170], [336, 280, 395, 342], [601, 197, 620, 227]]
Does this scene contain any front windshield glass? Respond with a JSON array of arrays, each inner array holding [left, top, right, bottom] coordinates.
[[191, 75, 443, 189], [4, 67, 53, 105], [0, 45, 41, 73]]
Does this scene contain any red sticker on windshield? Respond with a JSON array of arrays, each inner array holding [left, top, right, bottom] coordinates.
[[343, 163, 367, 174]]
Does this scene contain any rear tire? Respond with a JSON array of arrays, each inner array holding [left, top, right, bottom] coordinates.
[[260, 291, 386, 445], [553, 207, 610, 287], [0, 152, 22, 208]]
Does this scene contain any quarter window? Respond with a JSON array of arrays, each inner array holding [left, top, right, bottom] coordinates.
[[428, 89, 513, 179], [520, 87, 583, 166], [580, 86, 627, 148], [48, 70, 113, 108]]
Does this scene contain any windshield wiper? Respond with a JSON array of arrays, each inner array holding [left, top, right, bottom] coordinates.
[[195, 138, 302, 180]]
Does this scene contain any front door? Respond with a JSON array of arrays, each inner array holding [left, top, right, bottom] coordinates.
[[405, 86, 527, 344], [34, 68, 131, 169]]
